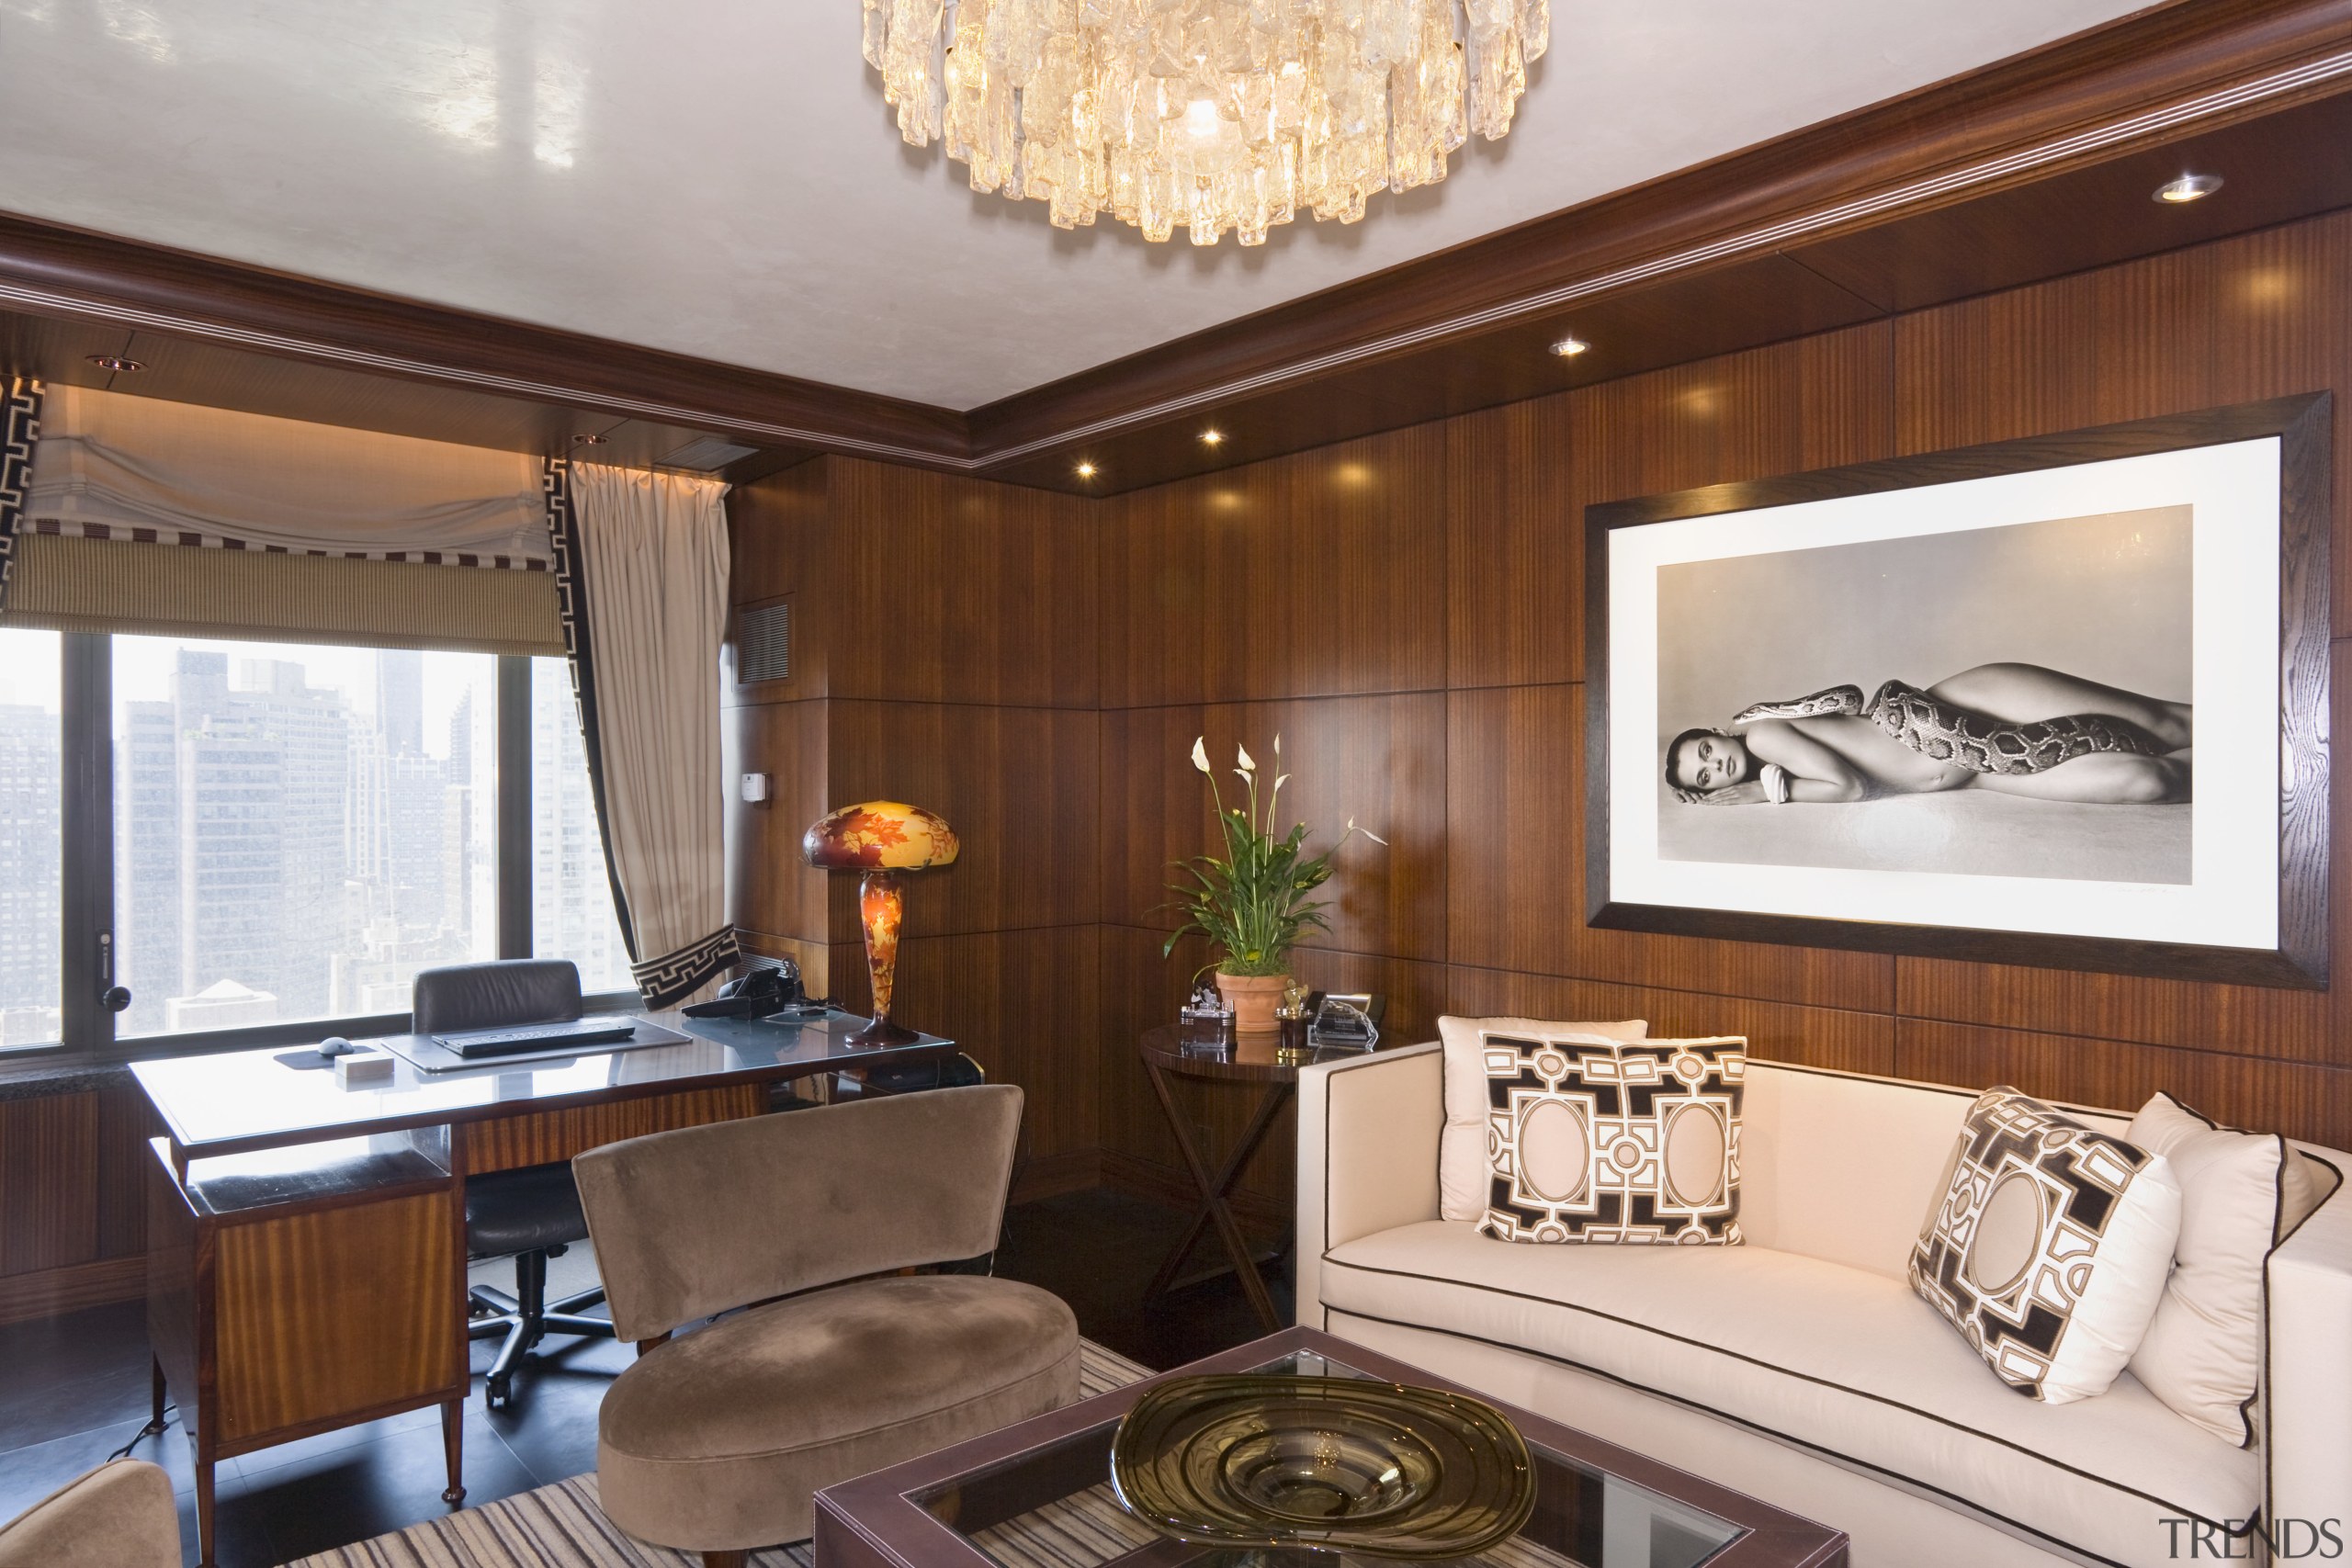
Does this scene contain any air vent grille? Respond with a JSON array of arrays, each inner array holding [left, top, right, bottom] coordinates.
[[658, 435, 762, 472], [738, 602, 791, 684]]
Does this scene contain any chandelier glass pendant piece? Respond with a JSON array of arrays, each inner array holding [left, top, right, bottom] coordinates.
[[861, 0, 1550, 246]]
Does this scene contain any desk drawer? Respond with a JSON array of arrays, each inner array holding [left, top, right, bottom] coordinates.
[[460, 1084, 766, 1175]]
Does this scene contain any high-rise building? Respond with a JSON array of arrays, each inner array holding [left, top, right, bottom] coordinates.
[[531, 669, 628, 989], [0, 703, 62, 1032], [117, 698, 182, 1036], [377, 649, 424, 758]]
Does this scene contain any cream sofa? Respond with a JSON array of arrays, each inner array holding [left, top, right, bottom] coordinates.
[[1297, 1044, 2352, 1568]]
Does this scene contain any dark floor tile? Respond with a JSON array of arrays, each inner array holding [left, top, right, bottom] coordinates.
[[233, 1408, 536, 1564], [0, 1414, 218, 1520], [0, 1300, 156, 1450], [175, 1476, 279, 1568], [232, 1404, 438, 1473]]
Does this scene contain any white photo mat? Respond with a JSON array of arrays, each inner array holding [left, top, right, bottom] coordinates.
[[1605, 436, 2282, 953]]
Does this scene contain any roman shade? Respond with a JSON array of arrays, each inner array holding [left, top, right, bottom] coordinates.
[[23, 383, 549, 567]]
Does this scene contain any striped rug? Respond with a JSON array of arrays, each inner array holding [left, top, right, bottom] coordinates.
[[285, 1342, 1154, 1568]]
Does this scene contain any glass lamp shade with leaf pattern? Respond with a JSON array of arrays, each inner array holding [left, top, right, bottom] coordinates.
[[803, 802, 960, 1045]]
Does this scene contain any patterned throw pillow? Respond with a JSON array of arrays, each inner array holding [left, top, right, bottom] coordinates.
[[1911, 1089, 2182, 1404], [1476, 1035, 1745, 1245]]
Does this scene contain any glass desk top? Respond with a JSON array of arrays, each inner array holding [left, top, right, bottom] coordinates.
[[130, 1008, 955, 1158], [915, 1349, 1744, 1568]]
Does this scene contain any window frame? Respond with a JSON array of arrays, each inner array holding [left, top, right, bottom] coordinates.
[[17, 642, 639, 1065]]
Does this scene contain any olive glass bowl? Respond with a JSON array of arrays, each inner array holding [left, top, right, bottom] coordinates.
[[1108, 1374, 1536, 1560]]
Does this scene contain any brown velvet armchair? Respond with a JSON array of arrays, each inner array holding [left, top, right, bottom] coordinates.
[[573, 1082, 1079, 1568]]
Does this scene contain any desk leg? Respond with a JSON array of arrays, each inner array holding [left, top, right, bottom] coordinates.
[[195, 1458, 216, 1568], [1141, 1062, 1287, 1333], [441, 1399, 466, 1506]]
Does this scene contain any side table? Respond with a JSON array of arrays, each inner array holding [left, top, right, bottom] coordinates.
[[1136, 1022, 1392, 1332]]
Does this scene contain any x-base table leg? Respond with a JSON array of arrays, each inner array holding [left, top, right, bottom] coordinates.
[[1140, 1059, 1289, 1332]]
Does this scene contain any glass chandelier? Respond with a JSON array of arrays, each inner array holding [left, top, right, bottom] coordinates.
[[861, 0, 1551, 246]]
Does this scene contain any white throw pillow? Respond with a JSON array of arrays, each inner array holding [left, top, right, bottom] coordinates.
[[1911, 1089, 2181, 1403], [2126, 1092, 2324, 1445], [1438, 1015, 1647, 1223]]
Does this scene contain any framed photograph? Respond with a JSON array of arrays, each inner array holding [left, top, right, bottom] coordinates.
[[1584, 396, 2330, 988]]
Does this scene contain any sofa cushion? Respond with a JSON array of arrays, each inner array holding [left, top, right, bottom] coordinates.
[[1320, 1220, 2256, 1568], [1912, 1089, 2181, 1404], [598, 1273, 1080, 1551], [1476, 1035, 1746, 1247], [1439, 1017, 1647, 1223], [2127, 1092, 2321, 1446]]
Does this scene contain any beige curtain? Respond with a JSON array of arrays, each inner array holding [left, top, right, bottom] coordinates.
[[563, 462, 737, 1006], [26, 384, 549, 568]]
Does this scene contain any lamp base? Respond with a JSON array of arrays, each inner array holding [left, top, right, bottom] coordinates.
[[844, 1015, 921, 1048]]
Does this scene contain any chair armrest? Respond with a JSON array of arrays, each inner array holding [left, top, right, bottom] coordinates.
[[1295, 1043, 1442, 1329], [2267, 1156, 2352, 1537]]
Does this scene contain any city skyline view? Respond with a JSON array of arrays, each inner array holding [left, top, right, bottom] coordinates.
[[0, 628, 631, 1048]]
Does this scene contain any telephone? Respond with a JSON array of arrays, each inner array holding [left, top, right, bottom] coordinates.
[[684, 959, 814, 1020]]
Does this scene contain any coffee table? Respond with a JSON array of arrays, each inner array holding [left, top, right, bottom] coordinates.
[[815, 1326, 1849, 1568]]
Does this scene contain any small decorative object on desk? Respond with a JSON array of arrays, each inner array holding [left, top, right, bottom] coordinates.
[[802, 801, 959, 1046], [1179, 979, 1231, 1024], [1162, 733, 1385, 1038], [1110, 1373, 1535, 1559], [1310, 992, 1384, 1051]]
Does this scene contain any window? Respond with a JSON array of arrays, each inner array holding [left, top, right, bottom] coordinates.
[[530, 658, 633, 995], [4, 632, 634, 1055], [0, 629, 62, 1048]]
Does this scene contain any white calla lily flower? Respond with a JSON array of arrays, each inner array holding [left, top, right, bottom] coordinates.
[[1238, 743, 1257, 772], [1191, 737, 1211, 774]]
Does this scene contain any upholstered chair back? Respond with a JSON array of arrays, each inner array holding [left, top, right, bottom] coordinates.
[[574, 1082, 1024, 1343]]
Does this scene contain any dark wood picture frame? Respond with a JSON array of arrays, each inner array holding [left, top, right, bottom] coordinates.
[[1584, 394, 2332, 989]]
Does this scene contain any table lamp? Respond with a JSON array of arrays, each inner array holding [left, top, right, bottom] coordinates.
[[803, 801, 960, 1045]]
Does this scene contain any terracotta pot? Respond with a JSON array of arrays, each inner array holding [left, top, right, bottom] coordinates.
[[1216, 971, 1291, 1038]]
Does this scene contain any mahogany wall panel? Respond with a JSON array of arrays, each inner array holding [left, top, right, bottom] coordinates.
[[724, 696, 831, 948], [1446, 683, 1896, 1012], [1895, 1020, 2352, 1151], [1893, 210, 2352, 619], [824, 699, 1101, 940], [1100, 694, 1444, 963], [727, 459, 831, 701], [824, 925, 1103, 1166], [0, 1092, 97, 1277], [827, 459, 1097, 709], [1101, 427, 1448, 708], [1447, 391, 1576, 691], [1447, 964, 1896, 1078]]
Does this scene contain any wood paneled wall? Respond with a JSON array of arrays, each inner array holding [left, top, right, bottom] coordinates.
[[724, 457, 1105, 1195], [729, 208, 2352, 1220]]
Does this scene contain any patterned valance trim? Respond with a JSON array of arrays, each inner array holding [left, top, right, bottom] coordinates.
[[543, 456, 640, 966], [631, 926, 747, 1011], [0, 378, 43, 613], [25, 516, 549, 570]]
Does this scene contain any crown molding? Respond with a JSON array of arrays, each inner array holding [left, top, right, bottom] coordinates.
[[1, 0, 2348, 488]]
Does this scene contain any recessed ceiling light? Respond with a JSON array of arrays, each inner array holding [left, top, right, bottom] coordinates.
[[1549, 335, 1589, 358], [86, 354, 145, 372], [571, 432, 609, 446], [1075, 461, 1098, 479], [1199, 428, 1226, 447], [2154, 174, 2223, 205]]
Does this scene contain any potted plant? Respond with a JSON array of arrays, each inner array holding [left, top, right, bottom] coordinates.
[[1163, 734, 1385, 1036]]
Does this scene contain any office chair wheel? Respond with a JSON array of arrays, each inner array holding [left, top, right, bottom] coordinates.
[[485, 1373, 513, 1410]]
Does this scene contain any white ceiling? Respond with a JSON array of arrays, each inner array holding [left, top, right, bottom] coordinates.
[[0, 0, 2154, 411]]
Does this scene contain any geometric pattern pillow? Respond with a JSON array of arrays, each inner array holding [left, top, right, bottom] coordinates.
[[1476, 1035, 1744, 1246], [1438, 1016, 1650, 1223], [1910, 1089, 2182, 1404]]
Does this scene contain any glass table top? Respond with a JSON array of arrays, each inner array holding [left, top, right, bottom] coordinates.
[[130, 1008, 955, 1156], [915, 1350, 1742, 1568]]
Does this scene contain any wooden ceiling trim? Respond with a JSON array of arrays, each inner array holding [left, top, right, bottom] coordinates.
[[0, 213, 970, 467], [967, 1, 2352, 468], [3, 3, 2350, 485]]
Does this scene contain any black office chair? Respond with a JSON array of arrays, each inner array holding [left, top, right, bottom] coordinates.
[[414, 960, 617, 1410]]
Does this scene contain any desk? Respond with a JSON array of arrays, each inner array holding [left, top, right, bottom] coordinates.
[[134, 1009, 953, 1568], [1135, 1023, 1391, 1335]]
